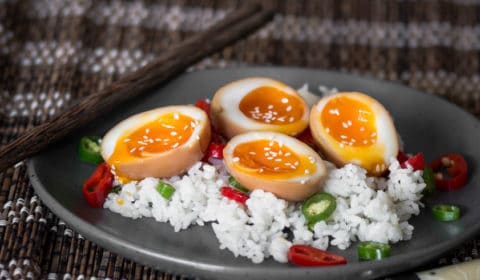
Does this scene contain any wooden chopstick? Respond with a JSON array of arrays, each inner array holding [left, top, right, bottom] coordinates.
[[0, 4, 274, 172]]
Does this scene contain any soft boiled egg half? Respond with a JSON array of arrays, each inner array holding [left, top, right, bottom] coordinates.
[[211, 77, 309, 139], [310, 92, 399, 176], [101, 105, 211, 180], [223, 131, 327, 202]]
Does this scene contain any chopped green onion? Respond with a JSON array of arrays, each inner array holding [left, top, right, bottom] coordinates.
[[228, 176, 249, 193], [422, 167, 436, 196], [431, 204, 460, 222], [78, 136, 104, 164], [357, 241, 391, 261], [302, 192, 336, 228], [156, 181, 176, 200], [109, 185, 122, 194]]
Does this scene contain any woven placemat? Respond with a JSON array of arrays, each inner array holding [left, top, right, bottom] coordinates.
[[1, 0, 479, 279]]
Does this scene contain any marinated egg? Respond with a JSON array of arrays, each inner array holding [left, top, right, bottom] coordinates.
[[309, 92, 399, 176], [211, 78, 309, 139], [223, 131, 327, 202], [101, 105, 211, 180]]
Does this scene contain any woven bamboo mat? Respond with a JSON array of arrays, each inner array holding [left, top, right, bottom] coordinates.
[[1, 0, 479, 279]]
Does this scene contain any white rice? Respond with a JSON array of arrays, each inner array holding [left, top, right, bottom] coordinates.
[[104, 157, 425, 263]]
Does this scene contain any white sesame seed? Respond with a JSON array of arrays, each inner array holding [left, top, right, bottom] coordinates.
[[274, 167, 280, 171], [347, 120, 352, 126], [145, 128, 150, 134], [340, 143, 345, 148], [190, 121, 197, 128], [294, 161, 299, 166], [286, 106, 292, 112], [363, 140, 368, 144], [143, 135, 148, 139], [137, 141, 146, 145], [170, 131, 177, 136], [195, 135, 200, 140], [267, 157, 274, 160], [129, 147, 136, 153], [304, 169, 310, 174], [259, 168, 264, 173], [138, 146, 145, 151], [161, 123, 175, 129], [281, 98, 289, 103], [249, 151, 256, 155], [172, 142, 179, 148], [268, 105, 274, 109], [233, 157, 240, 162], [342, 122, 348, 128], [308, 156, 316, 163], [173, 113, 179, 120], [329, 109, 340, 116], [264, 147, 271, 151], [274, 158, 282, 162], [371, 132, 377, 137], [325, 127, 330, 133], [340, 135, 347, 139], [300, 179, 306, 184], [123, 138, 131, 142], [360, 127, 365, 132], [288, 117, 294, 122], [284, 152, 291, 156]]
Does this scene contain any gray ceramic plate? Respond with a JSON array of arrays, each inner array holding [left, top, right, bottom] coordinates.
[[28, 67, 480, 279]]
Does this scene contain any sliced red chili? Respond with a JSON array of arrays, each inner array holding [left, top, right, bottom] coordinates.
[[195, 98, 223, 143], [288, 245, 347, 267], [430, 154, 468, 191], [220, 186, 249, 205], [194, 99, 211, 117], [207, 143, 226, 159], [295, 128, 315, 149], [399, 152, 425, 171], [396, 151, 409, 164], [82, 163, 114, 208]]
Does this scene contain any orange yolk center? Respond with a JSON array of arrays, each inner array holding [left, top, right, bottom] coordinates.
[[321, 96, 377, 147], [232, 139, 316, 179], [239, 86, 304, 125], [109, 112, 196, 165]]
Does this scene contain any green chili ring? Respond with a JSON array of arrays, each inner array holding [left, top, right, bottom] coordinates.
[[228, 176, 249, 193], [431, 204, 460, 222], [156, 182, 176, 200], [302, 192, 336, 226], [357, 241, 391, 261], [78, 136, 104, 164]]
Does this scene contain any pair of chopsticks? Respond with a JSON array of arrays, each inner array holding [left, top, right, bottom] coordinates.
[[0, 4, 274, 172]]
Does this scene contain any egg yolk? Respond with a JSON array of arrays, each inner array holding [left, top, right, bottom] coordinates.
[[321, 96, 377, 147], [239, 86, 304, 125], [108, 112, 196, 165], [320, 95, 386, 175], [232, 139, 316, 180]]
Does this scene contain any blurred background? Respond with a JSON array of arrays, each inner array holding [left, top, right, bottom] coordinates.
[[0, 0, 479, 279]]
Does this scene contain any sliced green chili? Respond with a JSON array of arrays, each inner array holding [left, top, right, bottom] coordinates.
[[109, 185, 122, 194], [302, 192, 336, 226], [431, 204, 460, 222], [228, 176, 249, 193], [357, 241, 391, 261], [156, 181, 176, 200], [78, 136, 104, 164], [422, 167, 436, 196]]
